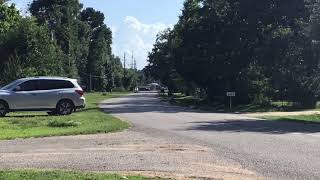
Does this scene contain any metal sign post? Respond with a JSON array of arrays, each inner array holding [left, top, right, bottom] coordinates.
[[226, 92, 236, 110]]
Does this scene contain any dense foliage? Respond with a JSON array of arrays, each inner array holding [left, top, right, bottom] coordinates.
[[147, 0, 320, 107], [0, 1, 139, 91]]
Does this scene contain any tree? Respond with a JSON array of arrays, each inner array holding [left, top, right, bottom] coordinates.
[[147, 29, 186, 94], [86, 25, 112, 91], [80, 7, 105, 29], [0, 3, 20, 34], [110, 55, 124, 88], [0, 17, 64, 84], [75, 20, 90, 85], [29, 1, 117, 91], [0, 0, 9, 4], [148, 0, 320, 107], [80, 8, 113, 91], [29, 0, 83, 77], [0, 0, 124, 92]]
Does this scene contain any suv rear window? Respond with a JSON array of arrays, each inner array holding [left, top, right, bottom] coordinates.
[[37, 80, 75, 90]]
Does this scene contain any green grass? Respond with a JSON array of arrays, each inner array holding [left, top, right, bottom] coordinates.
[[233, 101, 305, 113], [232, 102, 299, 113], [0, 92, 130, 140], [263, 115, 320, 123], [0, 170, 164, 180], [160, 93, 305, 113]]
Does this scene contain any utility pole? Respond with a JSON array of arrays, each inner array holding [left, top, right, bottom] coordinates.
[[89, 73, 92, 92], [134, 58, 137, 70], [131, 51, 134, 69], [67, 2, 72, 71], [123, 53, 126, 79]]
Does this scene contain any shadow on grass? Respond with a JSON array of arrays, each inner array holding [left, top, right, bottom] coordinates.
[[159, 94, 226, 112], [233, 103, 309, 113], [77, 107, 100, 112], [160, 94, 311, 113], [5, 115, 49, 118]]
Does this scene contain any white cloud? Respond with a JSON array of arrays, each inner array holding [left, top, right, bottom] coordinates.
[[110, 26, 118, 36], [121, 35, 153, 69], [111, 16, 174, 69], [110, 25, 118, 42], [132, 34, 153, 52], [115, 16, 173, 69], [125, 16, 172, 36]]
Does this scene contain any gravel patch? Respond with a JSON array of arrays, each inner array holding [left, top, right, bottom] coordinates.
[[0, 130, 259, 179]]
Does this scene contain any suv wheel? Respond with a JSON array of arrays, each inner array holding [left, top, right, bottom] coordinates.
[[56, 100, 74, 116], [0, 101, 8, 117]]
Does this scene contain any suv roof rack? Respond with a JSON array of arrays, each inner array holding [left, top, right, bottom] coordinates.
[[33, 76, 69, 79]]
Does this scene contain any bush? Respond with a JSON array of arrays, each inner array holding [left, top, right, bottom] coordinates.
[[244, 63, 272, 105]]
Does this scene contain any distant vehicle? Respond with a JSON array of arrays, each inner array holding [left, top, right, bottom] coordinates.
[[0, 77, 86, 117], [138, 86, 151, 91], [148, 83, 161, 91], [134, 87, 139, 93]]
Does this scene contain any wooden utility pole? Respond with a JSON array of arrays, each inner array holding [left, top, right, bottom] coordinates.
[[89, 73, 92, 92], [134, 58, 137, 70], [131, 51, 134, 69], [123, 53, 126, 79]]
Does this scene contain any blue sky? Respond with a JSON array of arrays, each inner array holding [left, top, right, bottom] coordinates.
[[9, 0, 185, 69]]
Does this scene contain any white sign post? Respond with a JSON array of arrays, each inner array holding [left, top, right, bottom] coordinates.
[[226, 92, 236, 110]]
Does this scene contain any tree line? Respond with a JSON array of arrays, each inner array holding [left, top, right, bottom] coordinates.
[[0, 0, 140, 91], [146, 0, 320, 107]]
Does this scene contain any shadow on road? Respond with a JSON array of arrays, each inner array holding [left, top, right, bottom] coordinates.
[[102, 93, 320, 134], [101, 93, 191, 114], [101, 103, 185, 114], [187, 120, 320, 134]]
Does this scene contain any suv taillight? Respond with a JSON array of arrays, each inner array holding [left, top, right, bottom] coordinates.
[[75, 90, 84, 96]]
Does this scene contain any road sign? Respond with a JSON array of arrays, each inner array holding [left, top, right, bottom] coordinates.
[[226, 92, 236, 110], [226, 92, 236, 97]]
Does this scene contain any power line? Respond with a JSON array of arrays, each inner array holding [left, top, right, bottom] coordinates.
[[78, 71, 111, 79], [78, 71, 111, 92]]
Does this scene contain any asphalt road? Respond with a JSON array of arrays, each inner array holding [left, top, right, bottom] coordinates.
[[0, 92, 258, 180], [102, 93, 320, 180]]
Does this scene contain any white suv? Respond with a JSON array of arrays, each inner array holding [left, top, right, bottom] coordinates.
[[0, 77, 86, 117]]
